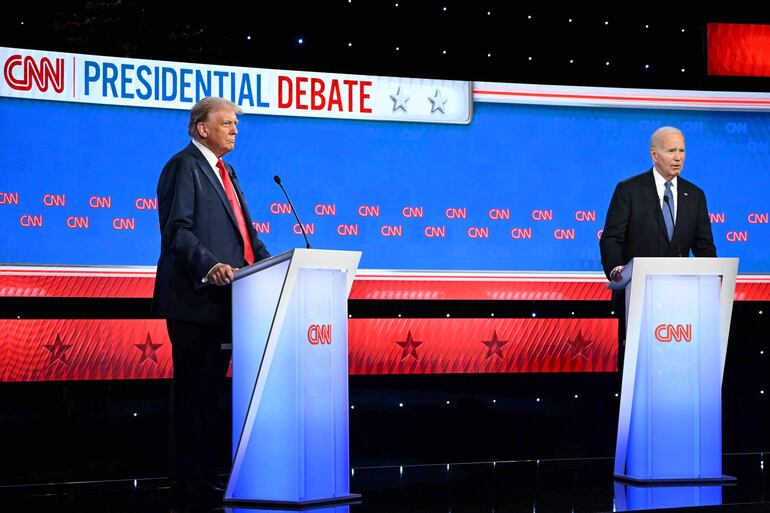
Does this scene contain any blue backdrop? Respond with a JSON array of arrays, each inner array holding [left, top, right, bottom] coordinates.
[[1, 97, 768, 271]]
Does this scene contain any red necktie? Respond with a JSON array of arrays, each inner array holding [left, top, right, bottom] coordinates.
[[216, 159, 254, 265]]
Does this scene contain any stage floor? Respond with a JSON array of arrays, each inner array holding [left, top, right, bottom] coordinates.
[[3, 454, 770, 513]]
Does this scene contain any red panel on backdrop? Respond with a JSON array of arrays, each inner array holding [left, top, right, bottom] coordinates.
[[349, 318, 617, 374], [1, 317, 617, 381], [708, 23, 770, 77], [0, 319, 172, 382]]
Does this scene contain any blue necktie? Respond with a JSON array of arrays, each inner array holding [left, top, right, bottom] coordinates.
[[663, 181, 675, 240]]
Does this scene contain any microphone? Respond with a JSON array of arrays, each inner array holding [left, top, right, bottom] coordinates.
[[663, 196, 681, 257], [273, 175, 312, 249]]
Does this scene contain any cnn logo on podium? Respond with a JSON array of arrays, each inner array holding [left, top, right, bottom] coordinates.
[[307, 324, 332, 345], [654, 324, 692, 343]]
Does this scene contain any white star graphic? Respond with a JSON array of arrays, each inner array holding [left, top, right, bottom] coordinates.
[[390, 86, 410, 112], [428, 89, 448, 113]]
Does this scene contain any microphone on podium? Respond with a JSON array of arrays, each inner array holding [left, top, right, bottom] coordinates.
[[273, 175, 312, 249]]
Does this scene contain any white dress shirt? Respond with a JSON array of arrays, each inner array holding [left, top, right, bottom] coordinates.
[[652, 166, 677, 223]]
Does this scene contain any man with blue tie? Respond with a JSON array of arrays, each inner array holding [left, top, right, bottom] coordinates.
[[599, 126, 717, 370], [152, 97, 270, 497]]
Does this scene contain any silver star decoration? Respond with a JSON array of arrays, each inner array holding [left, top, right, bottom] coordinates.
[[428, 89, 448, 113], [390, 86, 410, 112]]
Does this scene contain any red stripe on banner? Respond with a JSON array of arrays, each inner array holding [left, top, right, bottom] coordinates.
[[0, 275, 156, 298], [348, 318, 617, 375], [1, 269, 770, 301], [473, 89, 770, 106], [349, 279, 611, 300], [0, 319, 173, 382], [708, 23, 770, 77]]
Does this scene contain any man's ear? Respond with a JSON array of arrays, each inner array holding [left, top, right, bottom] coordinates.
[[196, 122, 207, 139]]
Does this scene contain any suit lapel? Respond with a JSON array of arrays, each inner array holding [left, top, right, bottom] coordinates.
[[643, 169, 669, 242], [186, 143, 240, 230], [674, 179, 694, 238]]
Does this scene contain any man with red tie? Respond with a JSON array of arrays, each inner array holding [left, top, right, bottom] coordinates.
[[152, 97, 270, 497]]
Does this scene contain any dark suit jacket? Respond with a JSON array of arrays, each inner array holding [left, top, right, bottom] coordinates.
[[152, 142, 270, 326], [600, 168, 716, 279]]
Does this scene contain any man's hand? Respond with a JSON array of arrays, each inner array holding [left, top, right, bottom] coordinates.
[[609, 265, 625, 282], [207, 263, 238, 286]]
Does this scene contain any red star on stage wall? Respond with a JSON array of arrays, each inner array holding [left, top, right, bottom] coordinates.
[[566, 330, 595, 360], [482, 330, 509, 359], [396, 331, 423, 360], [135, 332, 163, 364], [43, 334, 73, 367]]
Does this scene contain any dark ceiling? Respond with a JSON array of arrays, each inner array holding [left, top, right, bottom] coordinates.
[[3, 2, 770, 91]]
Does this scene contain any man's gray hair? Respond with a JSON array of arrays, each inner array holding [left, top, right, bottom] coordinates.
[[188, 97, 242, 138], [650, 126, 684, 149]]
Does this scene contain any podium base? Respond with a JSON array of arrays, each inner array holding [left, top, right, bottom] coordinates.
[[614, 473, 736, 486], [223, 493, 362, 509]]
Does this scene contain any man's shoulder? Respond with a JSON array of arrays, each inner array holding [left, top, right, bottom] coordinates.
[[618, 169, 653, 187], [677, 176, 705, 195], [166, 143, 201, 166], [612, 169, 653, 195]]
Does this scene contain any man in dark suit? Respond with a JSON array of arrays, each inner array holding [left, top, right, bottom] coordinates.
[[152, 97, 270, 496], [599, 126, 716, 369]]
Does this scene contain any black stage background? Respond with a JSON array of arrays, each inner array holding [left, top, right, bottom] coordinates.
[[1, 2, 770, 488]]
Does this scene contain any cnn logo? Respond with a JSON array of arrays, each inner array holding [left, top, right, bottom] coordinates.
[[4, 54, 65, 93], [307, 324, 332, 345], [654, 324, 692, 343]]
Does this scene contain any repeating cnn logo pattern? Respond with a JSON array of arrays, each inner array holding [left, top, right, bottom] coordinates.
[[4, 54, 65, 93], [307, 324, 332, 345], [654, 324, 692, 343]]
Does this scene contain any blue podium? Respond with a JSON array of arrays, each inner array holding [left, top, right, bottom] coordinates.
[[612, 257, 739, 484], [225, 249, 362, 506]]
